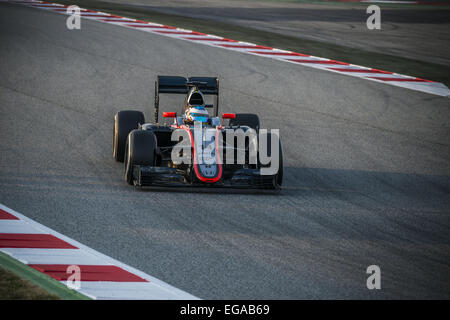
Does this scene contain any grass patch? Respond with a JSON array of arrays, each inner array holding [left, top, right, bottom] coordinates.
[[0, 252, 90, 300], [47, 0, 450, 86], [0, 265, 59, 299]]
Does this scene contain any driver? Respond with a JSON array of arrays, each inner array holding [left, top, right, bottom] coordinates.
[[184, 89, 209, 125], [184, 105, 209, 124]]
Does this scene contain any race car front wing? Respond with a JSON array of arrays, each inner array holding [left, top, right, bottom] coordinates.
[[132, 165, 278, 189]]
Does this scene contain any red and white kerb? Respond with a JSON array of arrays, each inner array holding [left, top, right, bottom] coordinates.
[[0, 205, 198, 299]]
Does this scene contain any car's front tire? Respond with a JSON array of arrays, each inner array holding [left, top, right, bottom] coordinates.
[[124, 130, 157, 185], [229, 113, 260, 131], [113, 110, 145, 162], [258, 131, 283, 189]]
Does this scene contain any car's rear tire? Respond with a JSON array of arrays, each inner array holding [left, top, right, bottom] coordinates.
[[258, 131, 283, 188], [229, 113, 260, 131], [113, 110, 145, 162], [124, 130, 157, 185]]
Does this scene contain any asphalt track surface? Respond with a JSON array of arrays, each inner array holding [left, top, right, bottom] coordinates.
[[1, 3, 450, 299]]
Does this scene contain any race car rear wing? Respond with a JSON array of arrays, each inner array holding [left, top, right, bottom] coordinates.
[[154, 75, 219, 123]]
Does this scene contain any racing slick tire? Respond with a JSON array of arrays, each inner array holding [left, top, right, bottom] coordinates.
[[229, 113, 260, 132], [259, 131, 283, 189], [113, 110, 145, 162], [124, 130, 156, 185]]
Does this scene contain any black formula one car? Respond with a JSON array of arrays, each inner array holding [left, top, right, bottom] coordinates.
[[113, 75, 283, 189]]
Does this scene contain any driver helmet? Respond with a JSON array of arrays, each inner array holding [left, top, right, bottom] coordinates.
[[185, 105, 209, 124]]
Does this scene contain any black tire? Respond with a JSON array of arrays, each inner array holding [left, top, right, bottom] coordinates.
[[229, 113, 260, 131], [124, 130, 157, 185], [113, 110, 145, 162], [258, 131, 283, 188], [276, 140, 283, 187]]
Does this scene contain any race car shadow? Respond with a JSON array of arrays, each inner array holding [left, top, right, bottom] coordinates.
[[131, 165, 450, 200], [135, 184, 281, 195], [278, 166, 450, 208]]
